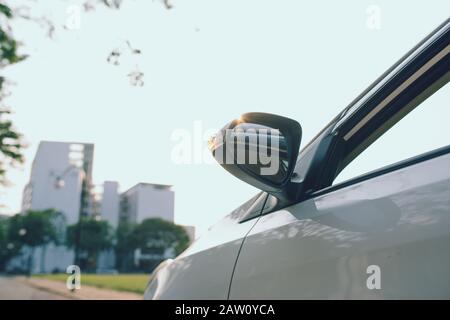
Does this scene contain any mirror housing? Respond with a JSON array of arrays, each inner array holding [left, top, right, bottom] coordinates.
[[208, 112, 302, 199]]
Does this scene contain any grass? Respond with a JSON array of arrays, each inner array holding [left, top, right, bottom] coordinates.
[[33, 273, 151, 294]]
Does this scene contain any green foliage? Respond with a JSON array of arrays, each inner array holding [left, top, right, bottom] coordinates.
[[7, 209, 62, 248], [0, 2, 26, 187], [0, 3, 12, 18], [0, 110, 24, 185], [67, 217, 114, 271], [4, 209, 63, 273], [115, 218, 191, 272], [0, 0, 27, 67], [0, 1, 27, 71], [66, 217, 114, 254], [0, 29, 26, 66], [0, 218, 8, 267], [0, 217, 20, 269], [34, 273, 150, 294], [115, 221, 137, 271], [116, 221, 137, 251], [134, 218, 190, 256]]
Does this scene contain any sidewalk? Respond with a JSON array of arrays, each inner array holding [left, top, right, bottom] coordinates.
[[17, 277, 143, 300]]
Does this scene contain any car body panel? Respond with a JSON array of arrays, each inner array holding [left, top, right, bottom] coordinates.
[[229, 151, 450, 299]]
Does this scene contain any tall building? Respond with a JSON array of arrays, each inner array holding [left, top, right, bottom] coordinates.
[[10, 141, 94, 273], [21, 141, 94, 224], [96, 181, 120, 272], [100, 181, 120, 229], [120, 183, 175, 224]]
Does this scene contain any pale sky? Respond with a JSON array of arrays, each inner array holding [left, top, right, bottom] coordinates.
[[1, 0, 449, 236]]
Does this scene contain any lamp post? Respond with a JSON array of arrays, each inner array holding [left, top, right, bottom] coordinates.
[[53, 165, 87, 267]]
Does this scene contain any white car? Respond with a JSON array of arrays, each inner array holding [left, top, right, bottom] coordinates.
[[144, 19, 450, 299]]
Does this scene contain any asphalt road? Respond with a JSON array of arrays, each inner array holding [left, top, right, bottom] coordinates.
[[0, 276, 68, 300]]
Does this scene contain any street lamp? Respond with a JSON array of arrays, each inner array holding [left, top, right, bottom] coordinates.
[[54, 177, 65, 189], [53, 165, 83, 189]]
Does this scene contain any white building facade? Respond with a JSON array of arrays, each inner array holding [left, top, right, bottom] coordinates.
[[100, 181, 120, 229], [120, 183, 175, 224]]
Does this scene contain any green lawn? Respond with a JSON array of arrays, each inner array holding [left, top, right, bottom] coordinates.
[[33, 273, 151, 294]]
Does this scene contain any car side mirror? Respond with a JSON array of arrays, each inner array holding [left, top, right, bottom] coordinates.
[[208, 112, 301, 198]]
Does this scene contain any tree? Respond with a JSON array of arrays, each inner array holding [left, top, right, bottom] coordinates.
[[66, 217, 114, 271], [0, 218, 7, 266], [115, 221, 138, 272], [7, 209, 63, 274], [0, 217, 21, 270], [133, 218, 190, 270], [0, 108, 25, 186], [0, 3, 26, 186]]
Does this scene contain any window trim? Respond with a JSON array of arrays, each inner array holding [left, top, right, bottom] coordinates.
[[343, 44, 450, 141], [318, 39, 450, 193], [334, 72, 449, 184]]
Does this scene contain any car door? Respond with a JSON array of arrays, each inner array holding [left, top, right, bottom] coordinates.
[[229, 149, 450, 299], [229, 22, 450, 299]]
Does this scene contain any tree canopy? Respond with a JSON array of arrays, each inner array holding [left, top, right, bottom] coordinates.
[[0, 217, 20, 269], [66, 217, 114, 253], [5, 209, 63, 273], [134, 218, 190, 256], [7, 209, 63, 248], [66, 217, 114, 270]]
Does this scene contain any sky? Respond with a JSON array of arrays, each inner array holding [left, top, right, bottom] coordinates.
[[1, 0, 449, 236]]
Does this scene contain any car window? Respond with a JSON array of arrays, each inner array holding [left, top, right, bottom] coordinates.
[[334, 81, 449, 185]]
